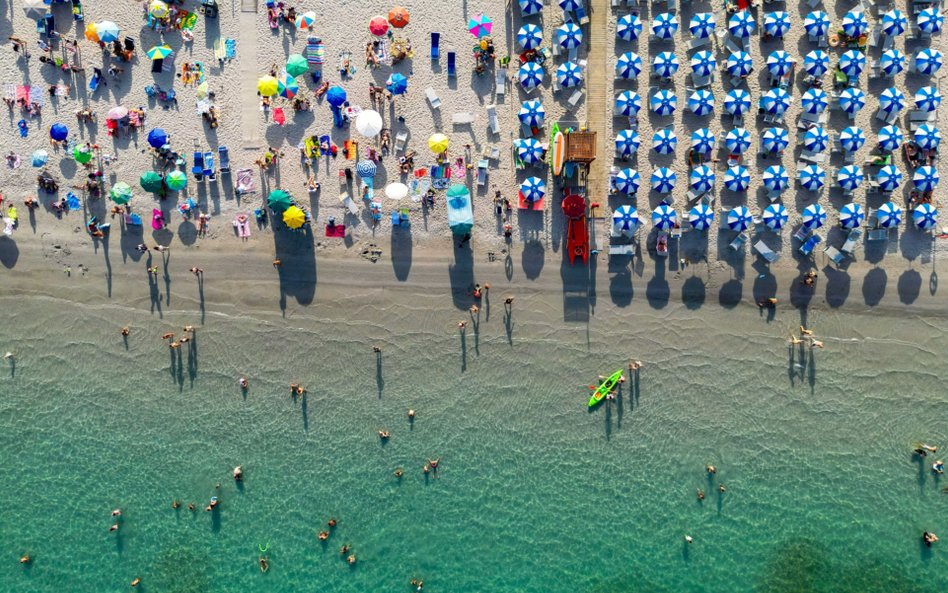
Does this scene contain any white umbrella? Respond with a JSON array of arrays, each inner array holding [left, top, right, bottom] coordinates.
[[23, 0, 47, 20], [385, 183, 409, 200], [355, 110, 383, 137]]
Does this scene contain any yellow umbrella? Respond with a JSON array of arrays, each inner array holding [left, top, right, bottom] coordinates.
[[258, 76, 279, 97], [428, 133, 449, 153], [84, 23, 99, 43], [283, 206, 306, 229], [149, 0, 170, 18]]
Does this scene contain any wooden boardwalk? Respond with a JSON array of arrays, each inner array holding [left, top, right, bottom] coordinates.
[[583, 0, 609, 203]]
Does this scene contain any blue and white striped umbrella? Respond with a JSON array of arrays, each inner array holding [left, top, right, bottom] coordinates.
[[651, 12, 679, 40], [652, 128, 678, 155], [651, 168, 677, 193], [652, 204, 677, 229], [688, 89, 714, 116], [839, 202, 865, 229], [803, 50, 830, 77], [650, 89, 677, 115], [837, 165, 864, 191], [728, 11, 756, 38], [761, 88, 791, 115], [915, 48, 943, 76], [612, 205, 640, 235], [915, 125, 941, 150], [726, 51, 753, 77], [877, 201, 902, 227], [559, 0, 581, 10], [879, 87, 905, 114], [518, 100, 545, 127], [689, 13, 715, 39], [763, 165, 789, 192], [880, 49, 905, 76], [877, 125, 903, 152], [914, 166, 940, 191], [517, 138, 545, 164], [839, 87, 866, 114], [763, 203, 789, 230], [841, 11, 868, 38], [613, 168, 641, 194], [766, 50, 794, 77], [802, 204, 827, 229], [724, 166, 750, 192], [724, 89, 751, 115], [520, 176, 546, 202], [839, 127, 866, 152], [691, 128, 716, 154], [801, 88, 828, 114], [653, 52, 679, 78], [688, 204, 715, 230], [517, 24, 543, 50], [918, 8, 944, 34], [877, 165, 903, 192], [913, 204, 938, 230], [804, 11, 830, 37], [356, 160, 377, 178], [691, 51, 716, 77], [915, 86, 942, 112], [615, 129, 641, 157], [617, 14, 643, 41], [763, 12, 791, 38], [690, 165, 715, 193], [556, 62, 583, 88], [726, 206, 753, 231], [803, 126, 829, 152], [839, 50, 866, 78], [882, 10, 907, 37], [616, 52, 643, 79], [518, 62, 543, 91], [557, 23, 583, 50], [615, 91, 642, 116], [518, 0, 542, 16], [725, 128, 751, 154], [799, 165, 826, 191], [762, 127, 789, 153]]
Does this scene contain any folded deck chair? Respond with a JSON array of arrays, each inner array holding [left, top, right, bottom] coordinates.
[[218, 146, 231, 173], [192, 151, 205, 180], [431, 32, 440, 60], [447, 50, 456, 77]]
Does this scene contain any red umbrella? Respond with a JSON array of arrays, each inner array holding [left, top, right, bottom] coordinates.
[[388, 6, 409, 28], [369, 15, 389, 36]]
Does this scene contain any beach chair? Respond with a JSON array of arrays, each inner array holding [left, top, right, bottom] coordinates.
[[203, 151, 216, 182], [447, 49, 456, 78], [799, 234, 822, 256], [824, 245, 845, 265], [609, 243, 636, 256], [495, 68, 506, 99], [452, 112, 475, 125], [340, 192, 360, 215], [568, 90, 585, 108], [477, 159, 488, 186], [218, 146, 231, 174], [487, 105, 499, 135], [425, 87, 441, 109], [235, 168, 256, 196], [793, 226, 812, 243], [192, 151, 205, 181], [729, 232, 748, 251], [753, 240, 781, 263], [394, 131, 408, 152], [841, 228, 861, 255], [430, 32, 440, 61]]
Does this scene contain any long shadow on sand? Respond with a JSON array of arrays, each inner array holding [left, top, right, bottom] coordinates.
[[449, 243, 475, 310], [274, 226, 317, 311]]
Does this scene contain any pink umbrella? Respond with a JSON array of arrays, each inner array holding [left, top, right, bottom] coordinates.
[[369, 15, 389, 36], [468, 13, 493, 38]]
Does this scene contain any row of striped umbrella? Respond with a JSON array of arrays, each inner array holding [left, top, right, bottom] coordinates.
[[517, 23, 583, 51], [517, 61, 583, 90]]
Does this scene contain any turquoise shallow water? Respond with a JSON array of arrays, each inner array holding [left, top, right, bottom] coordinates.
[[1, 287, 947, 593]]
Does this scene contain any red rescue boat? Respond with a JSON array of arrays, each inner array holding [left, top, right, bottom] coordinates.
[[562, 194, 588, 265]]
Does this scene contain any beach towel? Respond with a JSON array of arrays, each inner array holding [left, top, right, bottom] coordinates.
[[225, 39, 236, 59], [452, 159, 465, 178], [319, 135, 331, 157], [306, 36, 325, 65], [304, 137, 317, 158], [518, 192, 545, 211], [235, 168, 256, 194], [325, 224, 346, 237], [409, 178, 430, 202], [151, 209, 164, 230], [17, 120, 27, 137], [66, 192, 81, 210], [234, 213, 251, 239], [15, 85, 30, 102], [273, 107, 286, 126]]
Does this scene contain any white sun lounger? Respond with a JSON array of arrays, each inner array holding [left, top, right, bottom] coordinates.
[[394, 131, 408, 152], [841, 228, 861, 255], [452, 112, 475, 125], [425, 87, 441, 109], [754, 240, 781, 263], [495, 68, 506, 99], [340, 192, 360, 215], [487, 105, 499, 135]]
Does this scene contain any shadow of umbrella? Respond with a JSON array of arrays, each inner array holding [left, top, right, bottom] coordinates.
[[898, 269, 922, 304], [0, 237, 19, 268], [718, 279, 742, 308], [681, 275, 706, 310], [862, 267, 887, 306]]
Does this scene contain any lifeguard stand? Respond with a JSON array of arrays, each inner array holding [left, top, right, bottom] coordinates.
[[565, 131, 596, 164]]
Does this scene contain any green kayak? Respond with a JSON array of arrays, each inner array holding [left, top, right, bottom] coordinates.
[[588, 369, 624, 407]]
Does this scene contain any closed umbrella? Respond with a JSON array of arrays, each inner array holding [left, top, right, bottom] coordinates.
[[913, 166, 940, 191], [517, 24, 543, 50], [556, 62, 582, 88], [73, 144, 93, 164], [879, 87, 905, 114], [799, 165, 826, 191], [690, 51, 716, 77], [877, 125, 903, 152], [267, 189, 293, 211], [386, 73, 408, 96], [841, 10, 868, 37], [767, 51, 794, 77], [689, 13, 715, 39], [723, 89, 751, 115], [286, 54, 308, 77], [762, 127, 789, 153], [146, 45, 173, 60], [615, 91, 641, 116], [615, 52, 642, 79], [278, 74, 298, 99], [839, 50, 865, 77], [882, 10, 907, 37], [915, 87, 942, 112], [23, 0, 47, 20], [876, 166, 903, 192], [31, 149, 48, 167], [761, 88, 791, 115], [802, 204, 827, 230], [652, 129, 677, 155], [520, 177, 545, 202], [385, 183, 409, 200], [653, 52, 679, 78], [517, 138, 545, 165], [613, 169, 641, 195], [110, 182, 133, 204], [915, 125, 941, 150], [283, 205, 306, 229], [726, 206, 752, 231], [149, 0, 169, 18], [728, 11, 756, 38], [877, 201, 903, 228], [688, 204, 714, 230], [725, 128, 751, 154], [519, 0, 542, 16], [165, 170, 187, 191], [688, 89, 714, 116], [839, 127, 866, 152], [651, 204, 677, 230], [612, 205, 640, 236], [295, 11, 316, 30], [726, 51, 753, 77], [839, 87, 866, 114], [326, 86, 347, 107], [140, 171, 163, 192], [839, 203, 865, 229], [468, 14, 492, 38], [651, 13, 678, 40], [803, 127, 829, 152], [837, 165, 864, 191], [257, 76, 279, 97], [428, 133, 449, 154], [615, 130, 640, 157], [763, 204, 788, 230], [97, 21, 121, 43], [880, 49, 905, 76], [915, 48, 943, 76], [803, 50, 830, 77], [557, 23, 583, 50], [49, 123, 69, 141], [518, 62, 543, 91], [369, 15, 389, 36], [801, 88, 828, 114], [763, 165, 789, 192], [650, 168, 676, 193], [650, 89, 677, 116], [389, 6, 410, 28], [691, 128, 716, 154], [763, 12, 791, 38], [918, 8, 944, 34], [356, 160, 377, 178], [616, 14, 643, 41], [803, 11, 830, 37], [519, 100, 545, 127], [690, 165, 715, 193], [724, 166, 750, 192]]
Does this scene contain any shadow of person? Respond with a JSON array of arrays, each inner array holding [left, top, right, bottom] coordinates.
[[376, 352, 384, 398], [459, 327, 467, 372]]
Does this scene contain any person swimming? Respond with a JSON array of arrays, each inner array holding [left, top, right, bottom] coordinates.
[[696, 489, 705, 501], [378, 430, 390, 440], [259, 556, 269, 572], [347, 554, 357, 565], [408, 409, 415, 420], [933, 460, 945, 474], [339, 544, 350, 555], [394, 468, 404, 478], [131, 577, 141, 587], [233, 466, 243, 481], [205, 496, 219, 512], [109, 524, 119, 532], [706, 465, 716, 475], [111, 509, 122, 517], [238, 377, 249, 389], [121, 327, 130, 336], [161, 333, 174, 340], [328, 518, 337, 528], [171, 500, 180, 509], [318, 531, 329, 541], [19, 554, 30, 564], [923, 532, 939, 547]]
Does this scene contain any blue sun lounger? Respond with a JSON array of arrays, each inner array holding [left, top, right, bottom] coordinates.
[[218, 146, 231, 174], [447, 49, 456, 78], [192, 151, 205, 181], [431, 32, 440, 61], [203, 151, 215, 182]]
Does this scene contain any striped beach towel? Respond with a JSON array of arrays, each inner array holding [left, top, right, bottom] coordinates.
[[306, 36, 324, 65]]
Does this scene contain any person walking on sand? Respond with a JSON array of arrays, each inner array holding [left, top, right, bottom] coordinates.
[[189, 267, 203, 275], [154, 245, 169, 252], [809, 340, 824, 349]]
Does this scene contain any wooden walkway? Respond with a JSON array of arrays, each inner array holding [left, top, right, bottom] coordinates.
[[583, 0, 609, 203]]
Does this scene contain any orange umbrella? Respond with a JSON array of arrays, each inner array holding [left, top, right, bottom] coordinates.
[[388, 6, 409, 28]]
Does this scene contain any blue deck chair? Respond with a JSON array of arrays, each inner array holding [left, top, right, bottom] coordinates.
[[192, 151, 205, 180], [218, 146, 231, 174], [203, 151, 215, 181], [430, 32, 440, 61], [799, 235, 822, 257], [89, 71, 101, 92], [447, 49, 456, 78]]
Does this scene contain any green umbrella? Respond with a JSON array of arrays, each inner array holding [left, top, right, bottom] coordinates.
[[286, 54, 308, 77], [165, 170, 187, 191], [140, 171, 163, 192], [73, 144, 93, 164], [267, 189, 293, 211], [110, 182, 133, 204]]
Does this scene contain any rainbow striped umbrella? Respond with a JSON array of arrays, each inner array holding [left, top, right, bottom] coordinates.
[[468, 14, 492, 38], [278, 74, 299, 99]]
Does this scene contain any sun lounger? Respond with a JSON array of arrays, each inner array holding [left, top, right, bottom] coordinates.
[[447, 49, 456, 78], [754, 240, 781, 263], [452, 112, 475, 125], [841, 228, 861, 255], [867, 227, 888, 241], [575, 3, 590, 25], [425, 87, 441, 109], [235, 168, 256, 196], [793, 226, 812, 243], [729, 232, 748, 251], [203, 151, 215, 182], [824, 245, 845, 265], [568, 90, 584, 107], [430, 32, 440, 61], [477, 159, 488, 186], [688, 36, 710, 51], [487, 105, 499, 135], [495, 68, 506, 99], [609, 243, 636, 256], [394, 131, 407, 152], [799, 234, 822, 256], [192, 151, 205, 181], [340, 192, 360, 215], [218, 146, 231, 174]]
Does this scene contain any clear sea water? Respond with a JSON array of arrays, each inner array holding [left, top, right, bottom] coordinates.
[[1, 264, 947, 593]]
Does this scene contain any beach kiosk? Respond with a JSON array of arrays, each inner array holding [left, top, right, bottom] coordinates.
[[446, 183, 473, 236]]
